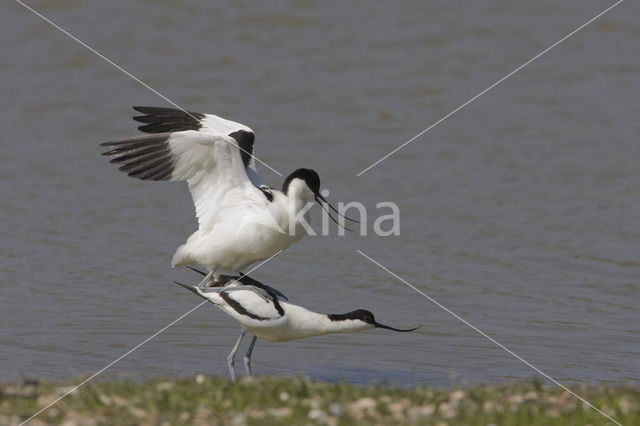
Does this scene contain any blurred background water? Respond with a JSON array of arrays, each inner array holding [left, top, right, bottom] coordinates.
[[1, 0, 638, 388]]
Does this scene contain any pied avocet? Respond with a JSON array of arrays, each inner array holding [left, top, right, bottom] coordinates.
[[101, 107, 355, 284], [176, 270, 417, 382]]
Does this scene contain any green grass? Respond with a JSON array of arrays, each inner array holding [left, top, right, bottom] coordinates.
[[1, 376, 637, 425]]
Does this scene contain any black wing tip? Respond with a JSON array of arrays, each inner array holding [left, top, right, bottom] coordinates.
[[186, 266, 207, 276], [124, 162, 173, 181], [132, 115, 150, 124], [99, 134, 174, 181], [131, 105, 205, 118], [100, 140, 119, 148], [129, 106, 205, 134], [132, 106, 170, 114]]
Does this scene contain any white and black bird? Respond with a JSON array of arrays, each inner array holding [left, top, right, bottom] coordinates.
[[175, 271, 418, 382], [101, 107, 355, 284]]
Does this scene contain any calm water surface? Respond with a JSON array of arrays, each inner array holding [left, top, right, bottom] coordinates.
[[1, 0, 639, 387]]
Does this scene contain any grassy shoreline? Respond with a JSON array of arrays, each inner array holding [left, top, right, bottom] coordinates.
[[2, 376, 637, 425]]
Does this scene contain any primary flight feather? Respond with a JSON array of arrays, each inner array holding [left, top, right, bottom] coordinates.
[[101, 107, 354, 282]]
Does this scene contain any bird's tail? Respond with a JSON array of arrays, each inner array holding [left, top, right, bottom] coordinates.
[[173, 281, 205, 299], [171, 244, 192, 267], [173, 281, 225, 302]]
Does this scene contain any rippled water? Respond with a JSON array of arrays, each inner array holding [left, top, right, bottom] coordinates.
[[2, 0, 639, 388]]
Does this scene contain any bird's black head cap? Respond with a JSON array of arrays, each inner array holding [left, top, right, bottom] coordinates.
[[329, 309, 419, 332], [282, 168, 320, 195], [328, 309, 375, 324]]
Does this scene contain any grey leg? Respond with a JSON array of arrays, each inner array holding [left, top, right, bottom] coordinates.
[[227, 331, 246, 383], [197, 266, 219, 290], [243, 335, 257, 376]]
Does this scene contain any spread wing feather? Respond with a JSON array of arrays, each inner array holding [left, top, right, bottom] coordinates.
[[100, 107, 268, 231]]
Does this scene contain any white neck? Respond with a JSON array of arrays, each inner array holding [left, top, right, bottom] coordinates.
[[284, 194, 308, 218], [284, 179, 314, 209], [271, 181, 315, 237], [277, 305, 374, 341]]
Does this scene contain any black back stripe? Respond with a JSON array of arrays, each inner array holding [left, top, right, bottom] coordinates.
[[220, 292, 269, 321], [228, 130, 255, 168], [259, 187, 274, 202], [132, 106, 205, 134], [271, 298, 285, 316], [237, 274, 287, 301], [225, 285, 284, 316]]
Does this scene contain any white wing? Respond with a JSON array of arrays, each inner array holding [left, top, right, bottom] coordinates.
[[219, 287, 284, 321], [101, 107, 270, 231]]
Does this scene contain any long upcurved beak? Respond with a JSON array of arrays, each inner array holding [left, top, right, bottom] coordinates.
[[316, 194, 360, 223], [374, 322, 420, 332], [315, 193, 360, 232]]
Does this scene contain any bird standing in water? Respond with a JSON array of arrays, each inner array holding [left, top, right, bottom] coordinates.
[[175, 271, 418, 382]]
